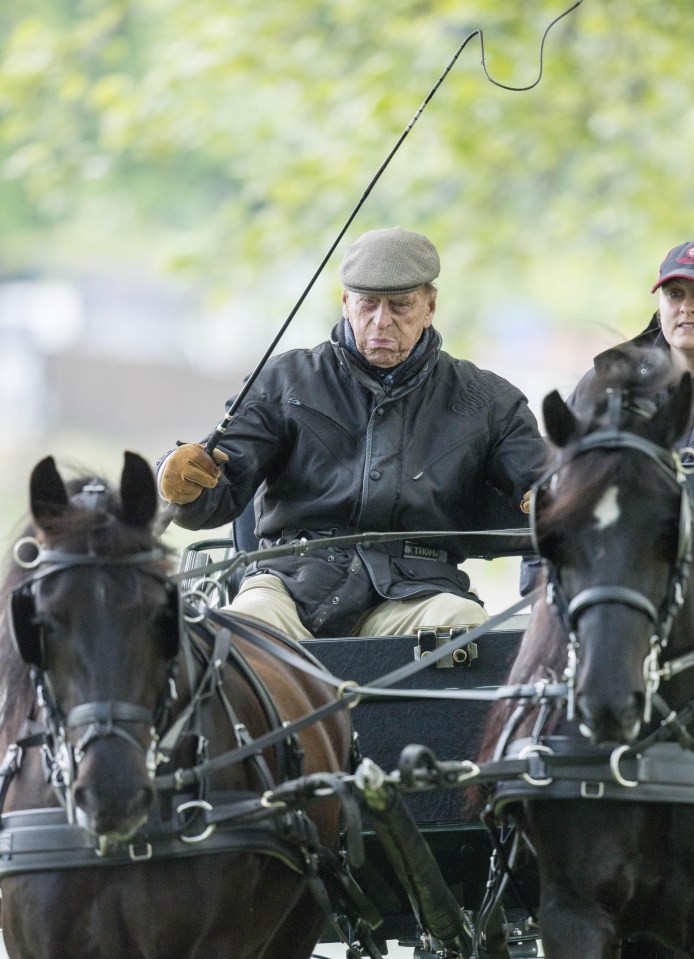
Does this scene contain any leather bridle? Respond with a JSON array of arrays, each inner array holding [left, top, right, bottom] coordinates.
[[531, 424, 693, 724], [9, 541, 180, 822]]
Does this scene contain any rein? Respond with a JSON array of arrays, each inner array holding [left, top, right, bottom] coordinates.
[[172, 527, 534, 586], [2, 530, 378, 947], [9, 524, 539, 803], [17, 498, 694, 814], [155, 590, 543, 791]]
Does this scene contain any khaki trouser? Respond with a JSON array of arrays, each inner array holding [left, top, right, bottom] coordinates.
[[229, 573, 488, 640]]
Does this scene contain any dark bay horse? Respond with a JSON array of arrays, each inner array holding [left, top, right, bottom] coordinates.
[[0, 452, 358, 959], [478, 351, 694, 959]]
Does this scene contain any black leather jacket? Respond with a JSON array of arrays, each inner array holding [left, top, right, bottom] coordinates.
[[171, 325, 546, 635]]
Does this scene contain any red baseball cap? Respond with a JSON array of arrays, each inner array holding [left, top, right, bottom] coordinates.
[[651, 241, 694, 292]]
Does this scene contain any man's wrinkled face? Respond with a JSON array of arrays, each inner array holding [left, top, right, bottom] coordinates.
[[342, 286, 437, 368]]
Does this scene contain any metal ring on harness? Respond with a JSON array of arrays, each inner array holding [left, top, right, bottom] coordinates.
[[176, 799, 216, 843], [337, 680, 362, 709], [12, 537, 42, 570], [518, 743, 554, 786], [187, 575, 228, 609], [609, 744, 638, 788], [182, 588, 216, 623], [260, 790, 288, 810], [452, 760, 481, 784], [678, 447, 694, 472]]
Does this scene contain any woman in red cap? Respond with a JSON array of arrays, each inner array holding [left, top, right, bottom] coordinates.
[[573, 240, 694, 402], [644, 240, 694, 373], [520, 241, 694, 596]]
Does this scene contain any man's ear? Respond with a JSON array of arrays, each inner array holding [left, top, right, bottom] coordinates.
[[425, 287, 437, 324], [341, 289, 350, 317]]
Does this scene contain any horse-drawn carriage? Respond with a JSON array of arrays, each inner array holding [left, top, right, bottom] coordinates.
[[1, 350, 694, 959], [176, 521, 541, 957]]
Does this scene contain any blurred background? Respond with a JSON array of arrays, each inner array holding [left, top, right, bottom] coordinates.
[[0, 0, 691, 611]]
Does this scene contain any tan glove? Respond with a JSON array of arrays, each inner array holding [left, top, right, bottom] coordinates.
[[520, 490, 532, 515], [160, 443, 229, 505]]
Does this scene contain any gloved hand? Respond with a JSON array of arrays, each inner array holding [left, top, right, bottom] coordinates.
[[160, 444, 229, 505]]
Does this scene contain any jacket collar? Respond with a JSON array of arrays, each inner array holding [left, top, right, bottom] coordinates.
[[331, 320, 441, 393]]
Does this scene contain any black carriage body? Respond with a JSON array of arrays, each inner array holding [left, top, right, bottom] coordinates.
[[177, 524, 541, 947], [302, 618, 536, 941], [302, 622, 524, 823]]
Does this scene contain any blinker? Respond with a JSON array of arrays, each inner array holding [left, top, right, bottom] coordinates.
[[9, 582, 44, 667], [8, 574, 181, 668]]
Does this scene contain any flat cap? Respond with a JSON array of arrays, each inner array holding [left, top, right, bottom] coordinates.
[[338, 227, 440, 294]]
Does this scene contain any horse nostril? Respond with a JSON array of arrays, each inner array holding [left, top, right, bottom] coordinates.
[[576, 693, 592, 723], [618, 693, 644, 739], [130, 785, 155, 818], [576, 690, 644, 745], [622, 692, 644, 721], [74, 782, 154, 826], [74, 784, 94, 813], [576, 694, 597, 739]]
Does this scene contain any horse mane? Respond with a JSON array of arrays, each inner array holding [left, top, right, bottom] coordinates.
[[0, 516, 37, 738], [535, 446, 673, 540], [474, 591, 567, 769], [0, 472, 170, 741]]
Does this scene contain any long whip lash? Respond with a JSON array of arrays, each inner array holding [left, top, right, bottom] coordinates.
[[158, 1, 583, 530]]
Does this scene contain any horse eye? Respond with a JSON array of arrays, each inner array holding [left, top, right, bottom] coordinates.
[[35, 613, 63, 637]]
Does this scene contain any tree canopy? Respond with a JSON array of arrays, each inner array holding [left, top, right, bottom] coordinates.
[[0, 0, 691, 352]]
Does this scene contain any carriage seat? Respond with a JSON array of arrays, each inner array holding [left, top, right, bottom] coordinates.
[[232, 497, 260, 553]]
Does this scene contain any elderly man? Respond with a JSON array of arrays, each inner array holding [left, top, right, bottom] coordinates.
[[159, 227, 546, 639]]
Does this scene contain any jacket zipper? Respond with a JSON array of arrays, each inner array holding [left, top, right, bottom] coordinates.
[[286, 398, 356, 441]]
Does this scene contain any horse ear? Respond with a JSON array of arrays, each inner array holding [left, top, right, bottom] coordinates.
[[649, 372, 694, 449], [30, 456, 70, 523], [120, 451, 158, 528], [543, 390, 579, 448]]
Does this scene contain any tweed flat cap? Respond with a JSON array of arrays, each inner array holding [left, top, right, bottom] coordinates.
[[338, 227, 440, 294]]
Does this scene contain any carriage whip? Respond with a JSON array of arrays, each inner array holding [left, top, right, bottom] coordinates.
[[159, 0, 584, 530]]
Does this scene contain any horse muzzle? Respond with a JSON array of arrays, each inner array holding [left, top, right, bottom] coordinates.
[[72, 736, 156, 840], [65, 700, 159, 840], [576, 689, 643, 745]]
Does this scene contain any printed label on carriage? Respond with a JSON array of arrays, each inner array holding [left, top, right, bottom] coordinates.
[[403, 542, 448, 562]]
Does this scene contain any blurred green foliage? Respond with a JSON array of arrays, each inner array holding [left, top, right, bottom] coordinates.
[[0, 0, 692, 344], [2, 0, 690, 605]]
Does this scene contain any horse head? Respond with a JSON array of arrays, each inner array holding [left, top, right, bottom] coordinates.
[[11, 452, 179, 841], [534, 351, 693, 744]]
